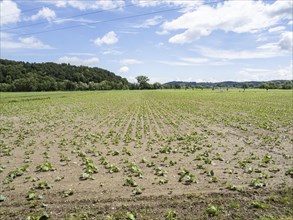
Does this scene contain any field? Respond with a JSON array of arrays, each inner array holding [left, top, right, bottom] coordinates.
[[0, 89, 292, 219]]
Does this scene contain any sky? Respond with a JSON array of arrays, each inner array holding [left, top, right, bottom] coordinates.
[[0, 0, 292, 83]]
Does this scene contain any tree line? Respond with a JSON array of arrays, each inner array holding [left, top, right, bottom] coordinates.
[[163, 80, 293, 90], [0, 59, 291, 92], [0, 59, 129, 92]]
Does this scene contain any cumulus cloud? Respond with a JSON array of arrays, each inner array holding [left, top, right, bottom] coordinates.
[[1, 35, 52, 49], [57, 56, 100, 66], [38, 0, 125, 10], [83, 57, 100, 66], [30, 7, 56, 22], [120, 59, 142, 65], [278, 32, 293, 51], [161, 0, 292, 44], [257, 31, 293, 51], [0, 0, 21, 26], [94, 31, 118, 47], [119, 66, 129, 73], [19, 37, 51, 48]]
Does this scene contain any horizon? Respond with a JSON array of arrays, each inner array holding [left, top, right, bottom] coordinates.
[[1, 0, 292, 83], [1, 57, 292, 85]]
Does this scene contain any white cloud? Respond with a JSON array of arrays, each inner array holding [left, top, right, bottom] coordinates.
[[102, 49, 123, 55], [257, 31, 293, 51], [131, 0, 202, 10], [119, 66, 129, 73], [257, 43, 279, 50], [159, 57, 208, 66], [53, 17, 95, 25], [130, 0, 159, 7], [1, 35, 52, 49], [133, 16, 164, 28], [55, 1, 66, 7], [83, 57, 100, 66], [266, 0, 292, 17], [120, 59, 142, 65], [127, 76, 137, 83], [0, 32, 13, 40], [23, 38, 52, 50], [256, 35, 268, 42], [268, 26, 285, 33], [67, 52, 96, 56], [159, 61, 196, 66], [118, 30, 139, 35], [169, 29, 211, 44], [156, 30, 169, 35], [278, 32, 293, 51], [57, 56, 100, 66], [92, 0, 125, 10], [198, 46, 287, 60], [94, 31, 118, 47], [38, 0, 125, 10], [30, 7, 56, 22], [0, 0, 21, 26], [180, 57, 209, 63], [276, 62, 293, 80], [237, 63, 293, 81], [161, 0, 292, 44]]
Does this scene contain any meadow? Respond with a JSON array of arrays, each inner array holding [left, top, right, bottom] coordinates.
[[0, 89, 292, 219]]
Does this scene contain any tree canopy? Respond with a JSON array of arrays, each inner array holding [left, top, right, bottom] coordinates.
[[136, 75, 150, 89], [0, 59, 129, 91]]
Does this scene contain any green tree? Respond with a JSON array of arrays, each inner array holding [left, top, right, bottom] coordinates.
[[260, 83, 268, 90], [153, 82, 162, 90], [197, 86, 203, 90], [282, 81, 292, 89], [0, 59, 129, 91], [174, 84, 181, 89], [13, 77, 37, 91], [242, 83, 248, 91], [136, 75, 149, 89], [0, 83, 11, 92], [274, 82, 282, 89]]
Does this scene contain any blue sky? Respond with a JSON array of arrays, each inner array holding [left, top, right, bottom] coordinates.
[[1, 0, 292, 83]]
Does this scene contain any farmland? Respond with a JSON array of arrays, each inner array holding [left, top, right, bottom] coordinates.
[[0, 89, 292, 219]]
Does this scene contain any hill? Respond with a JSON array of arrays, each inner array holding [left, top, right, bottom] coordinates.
[[164, 80, 292, 89], [0, 59, 129, 91]]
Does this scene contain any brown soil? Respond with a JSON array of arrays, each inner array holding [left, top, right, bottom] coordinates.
[[0, 91, 292, 219]]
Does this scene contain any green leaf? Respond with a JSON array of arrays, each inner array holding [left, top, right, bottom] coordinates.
[[0, 194, 6, 202], [26, 191, 36, 201], [126, 212, 136, 220], [206, 205, 220, 217]]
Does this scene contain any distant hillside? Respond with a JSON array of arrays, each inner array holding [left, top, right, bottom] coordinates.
[[0, 59, 129, 91], [164, 80, 292, 89]]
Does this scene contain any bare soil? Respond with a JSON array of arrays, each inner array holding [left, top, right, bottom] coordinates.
[[0, 90, 292, 219]]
